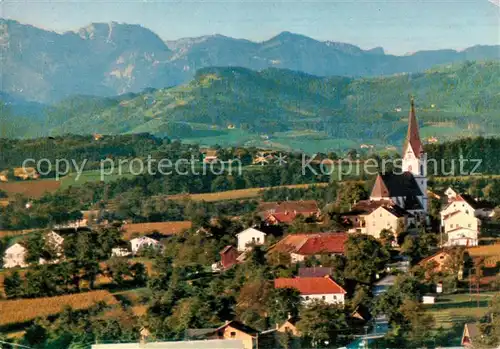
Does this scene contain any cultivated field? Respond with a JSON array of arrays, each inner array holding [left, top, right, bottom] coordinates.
[[121, 221, 192, 240], [0, 180, 61, 199], [0, 290, 118, 327], [167, 182, 329, 202]]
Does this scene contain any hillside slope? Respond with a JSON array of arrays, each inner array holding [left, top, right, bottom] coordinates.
[[37, 61, 500, 149]]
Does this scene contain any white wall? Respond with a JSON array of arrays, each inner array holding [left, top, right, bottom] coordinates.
[[236, 228, 266, 251], [130, 237, 160, 254], [447, 228, 479, 246], [3, 243, 28, 268], [301, 293, 345, 305], [364, 207, 401, 238]]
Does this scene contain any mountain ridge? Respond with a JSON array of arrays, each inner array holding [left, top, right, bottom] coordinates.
[[1, 20, 499, 103]]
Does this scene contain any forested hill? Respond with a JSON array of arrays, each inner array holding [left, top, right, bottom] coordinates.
[[5, 60, 498, 147]]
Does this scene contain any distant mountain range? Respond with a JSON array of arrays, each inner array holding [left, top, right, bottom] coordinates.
[[5, 61, 499, 150], [1, 19, 499, 103]]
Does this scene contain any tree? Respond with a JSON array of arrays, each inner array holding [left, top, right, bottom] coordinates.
[[297, 300, 347, 347], [344, 234, 389, 283], [107, 257, 131, 286], [267, 287, 302, 325], [379, 229, 395, 248], [4, 270, 23, 298], [131, 262, 148, 286], [399, 299, 435, 347]]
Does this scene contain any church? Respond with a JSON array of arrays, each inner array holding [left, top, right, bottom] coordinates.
[[346, 99, 428, 238]]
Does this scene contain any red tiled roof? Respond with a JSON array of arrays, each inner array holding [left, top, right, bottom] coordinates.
[[267, 212, 299, 223], [274, 276, 346, 295], [270, 233, 347, 255], [259, 200, 319, 215], [296, 233, 347, 255]]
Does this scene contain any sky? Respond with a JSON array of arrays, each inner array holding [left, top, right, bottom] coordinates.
[[1, 0, 499, 54]]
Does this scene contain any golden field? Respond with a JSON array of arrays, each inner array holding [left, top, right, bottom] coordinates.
[[0, 290, 118, 326], [167, 182, 329, 202]]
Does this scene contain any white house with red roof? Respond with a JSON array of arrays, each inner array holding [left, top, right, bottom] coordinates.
[[274, 275, 346, 305]]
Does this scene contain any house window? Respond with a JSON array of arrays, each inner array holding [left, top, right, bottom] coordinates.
[[468, 224, 471, 228], [305, 296, 310, 300], [322, 296, 326, 300], [333, 295, 337, 300], [230, 332, 236, 338], [372, 221, 376, 226], [256, 237, 260, 243], [252, 237, 256, 242], [450, 224, 453, 229]]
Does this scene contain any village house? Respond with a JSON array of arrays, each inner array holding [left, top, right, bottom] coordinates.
[[269, 232, 347, 263], [418, 250, 452, 274], [440, 192, 495, 246], [274, 275, 346, 305], [236, 227, 266, 251], [344, 199, 414, 240], [2, 242, 28, 268], [298, 266, 334, 278], [212, 245, 240, 271], [130, 235, 162, 255], [39, 230, 65, 264], [202, 149, 219, 164], [372, 274, 397, 296], [186, 321, 259, 349], [258, 200, 320, 225], [276, 316, 301, 336]]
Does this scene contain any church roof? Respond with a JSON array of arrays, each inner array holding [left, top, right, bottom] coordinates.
[[371, 172, 423, 198], [404, 98, 423, 157]]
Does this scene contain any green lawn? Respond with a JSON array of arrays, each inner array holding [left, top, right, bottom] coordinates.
[[425, 292, 494, 329]]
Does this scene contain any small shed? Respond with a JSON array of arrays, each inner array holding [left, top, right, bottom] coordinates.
[[422, 294, 437, 304]]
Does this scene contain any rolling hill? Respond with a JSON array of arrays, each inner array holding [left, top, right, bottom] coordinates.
[[11, 60, 496, 152]]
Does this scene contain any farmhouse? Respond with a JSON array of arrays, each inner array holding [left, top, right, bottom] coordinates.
[[418, 250, 452, 274], [186, 320, 259, 349], [130, 235, 162, 255], [274, 275, 346, 305], [258, 200, 320, 225], [276, 316, 301, 336], [345, 200, 414, 239], [236, 227, 266, 251], [3, 242, 28, 268], [269, 232, 347, 263]]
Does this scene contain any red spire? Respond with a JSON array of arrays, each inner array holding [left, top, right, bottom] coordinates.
[[404, 97, 423, 156]]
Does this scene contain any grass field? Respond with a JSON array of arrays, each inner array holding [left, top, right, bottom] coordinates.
[[425, 292, 494, 329], [0, 290, 118, 327], [166, 182, 329, 202]]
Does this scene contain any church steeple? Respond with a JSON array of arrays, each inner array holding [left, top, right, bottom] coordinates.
[[404, 97, 423, 158]]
